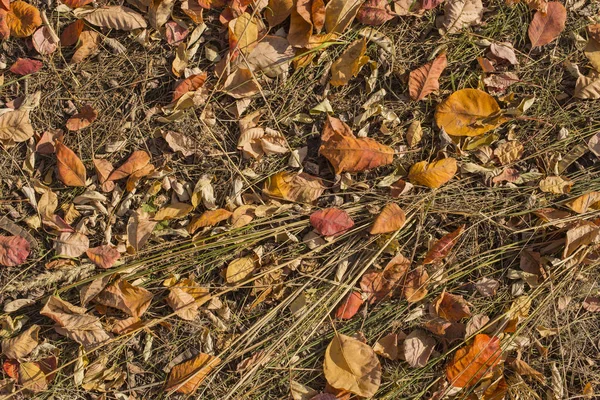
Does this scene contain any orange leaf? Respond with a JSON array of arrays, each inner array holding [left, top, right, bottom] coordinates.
[[356, 0, 394, 25], [228, 12, 258, 58], [86, 245, 120, 269], [565, 191, 600, 214], [370, 203, 406, 234], [310, 208, 354, 237], [7, 1, 41, 38], [181, 0, 204, 24], [66, 104, 97, 131], [408, 52, 447, 101], [422, 225, 465, 264], [408, 158, 457, 189], [330, 37, 369, 86], [312, 0, 325, 32], [56, 142, 87, 187], [434, 291, 471, 322], [403, 266, 429, 303], [108, 150, 151, 181], [9, 58, 42, 76], [60, 20, 84, 46], [165, 353, 221, 394], [173, 72, 207, 102], [3, 359, 19, 380], [94, 279, 153, 318], [360, 253, 410, 304], [0, 9, 9, 40], [71, 30, 100, 63], [188, 209, 232, 233], [528, 2, 566, 48], [265, 0, 293, 26], [0, 235, 30, 267], [320, 116, 394, 174], [335, 291, 363, 319], [263, 171, 324, 203], [446, 334, 502, 388]]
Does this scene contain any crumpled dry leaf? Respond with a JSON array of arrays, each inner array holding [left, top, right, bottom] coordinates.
[[40, 296, 111, 348], [7, 1, 41, 38], [320, 116, 394, 174], [148, 0, 175, 29], [246, 35, 294, 78], [434, 291, 471, 322], [539, 176, 573, 194], [84, 6, 147, 31], [373, 332, 401, 360], [446, 334, 502, 388], [438, 0, 483, 35], [409, 52, 447, 101], [369, 203, 406, 234], [54, 231, 89, 258], [361, 253, 410, 303], [330, 38, 369, 86], [0, 110, 35, 145], [435, 89, 505, 136], [474, 277, 499, 297], [403, 266, 429, 302], [1, 325, 39, 359], [408, 158, 457, 189], [575, 73, 600, 100], [323, 333, 381, 398], [165, 276, 209, 320], [404, 329, 436, 368], [127, 209, 158, 253], [263, 171, 324, 203], [165, 353, 221, 394], [494, 140, 523, 165], [94, 279, 153, 318], [221, 67, 261, 99], [0, 235, 30, 267], [528, 2, 566, 48]]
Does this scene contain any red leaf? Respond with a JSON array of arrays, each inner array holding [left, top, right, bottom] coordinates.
[[422, 225, 465, 265], [356, 0, 394, 26], [3, 359, 19, 380], [60, 19, 84, 46], [61, 0, 94, 8], [86, 245, 120, 269], [9, 58, 43, 76], [172, 72, 208, 102], [334, 291, 363, 319], [165, 20, 189, 44], [309, 208, 354, 237], [0, 235, 30, 267], [446, 334, 502, 388]]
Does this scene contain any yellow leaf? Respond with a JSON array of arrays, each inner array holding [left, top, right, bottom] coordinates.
[[566, 191, 600, 213], [435, 88, 505, 136], [7, 1, 41, 38], [494, 140, 523, 165], [324, 0, 362, 34], [408, 158, 457, 188], [370, 203, 406, 234], [323, 333, 381, 397], [330, 38, 369, 86], [226, 256, 255, 283], [188, 209, 232, 233], [263, 171, 324, 203], [19, 361, 47, 393], [165, 353, 221, 394], [539, 176, 573, 194], [229, 13, 258, 57], [153, 202, 194, 221]]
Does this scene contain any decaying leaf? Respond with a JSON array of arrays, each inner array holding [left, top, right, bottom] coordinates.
[[404, 329, 435, 368], [310, 208, 354, 237], [66, 105, 98, 131], [324, 0, 362, 34], [438, 0, 483, 35], [539, 176, 573, 194], [188, 209, 232, 233], [361, 253, 410, 303], [422, 225, 465, 264], [71, 30, 100, 64], [373, 333, 400, 360], [94, 279, 153, 318], [403, 266, 429, 302], [566, 192, 600, 214], [446, 334, 502, 387], [563, 221, 600, 258], [528, 2, 566, 48], [86, 245, 120, 269], [323, 333, 381, 398], [0, 235, 30, 267], [84, 6, 147, 31], [56, 142, 87, 187], [9, 58, 42, 76], [54, 231, 89, 258], [165, 353, 221, 394], [165, 276, 209, 320], [1, 325, 39, 359], [370, 203, 406, 234], [409, 53, 448, 101], [330, 38, 369, 86], [127, 209, 158, 253], [320, 116, 394, 174], [357, 0, 394, 26], [435, 89, 505, 136], [263, 171, 325, 203], [408, 158, 457, 189], [434, 291, 471, 322]]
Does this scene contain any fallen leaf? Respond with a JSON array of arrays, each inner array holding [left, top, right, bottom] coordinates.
[[434, 292, 471, 322], [221, 67, 260, 98], [32, 26, 58, 55], [154, 202, 194, 221], [403, 266, 429, 302], [323, 333, 381, 398], [9, 58, 42, 76], [334, 291, 363, 319], [370, 203, 406, 234], [320, 116, 394, 174], [40, 296, 111, 348], [404, 329, 436, 368], [108, 150, 151, 181], [324, 0, 362, 34], [165, 276, 209, 320], [474, 277, 499, 297], [511, 358, 545, 383], [0, 110, 34, 144], [494, 140, 523, 165], [3, 359, 19, 380], [465, 314, 490, 336], [126, 209, 157, 253], [408, 158, 457, 188], [229, 12, 258, 57], [310, 208, 354, 237], [226, 256, 255, 283], [446, 334, 502, 388], [149, 0, 175, 29], [406, 120, 423, 148], [181, 0, 204, 23], [438, 0, 483, 35], [56, 142, 87, 187], [582, 296, 600, 312], [263, 171, 325, 203], [54, 231, 89, 257], [290, 380, 319, 400], [409, 53, 447, 101], [360, 253, 410, 303], [1, 325, 39, 359], [566, 192, 600, 213], [564, 221, 600, 258], [60, 20, 84, 46], [287, 0, 312, 47], [165, 353, 221, 394], [173, 72, 207, 102], [265, 0, 293, 26], [7, 1, 41, 37], [589, 132, 600, 158], [246, 35, 294, 78], [539, 176, 573, 194], [489, 42, 518, 65], [483, 72, 520, 95], [373, 333, 400, 360], [86, 245, 120, 269], [574, 73, 600, 100], [66, 105, 97, 131], [422, 225, 465, 264], [94, 279, 153, 318], [188, 209, 232, 233], [528, 2, 566, 48], [435, 89, 505, 137], [71, 30, 100, 64], [19, 361, 47, 392], [84, 6, 147, 31], [330, 38, 369, 86], [357, 0, 394, 25], [0, 235, 30, 267]]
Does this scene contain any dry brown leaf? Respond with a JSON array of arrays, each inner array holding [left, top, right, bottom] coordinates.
[[434, 292, 472, 322], [494, 140, 523, 165], [566, 192, 600, 214], [361, 253, 410, 303], [263, 171, 324, 203], [127, 209, 158, 253], [435, 89, 505, 136], [226, 256, 255, 283], [149, 0, 174, 29], [165, 353, 221, 394], [19, 361, 47, 392], [60, 19, 84, 46], [94, 279, 153, 318], [564, 221, 600, 258], [246, 35, 294, 78], [154, 202, 194, 221], [221, 67, 260, 99], [86, 245, 120, 269], [320, 116, 394, 174], [403, 266, 429, 302], [357, 0, 394, 25], [404, 329, 435, 368], [40, 296, 111, 348], [575, 73, 600, 100], [71, 30, 100, 64], [0, 235, 30, 267], [438, 0, 483, 35], [369, 203, 406, 234], [108, 150, 151, 181], [373, 333, 399, 360], [229, 12, 258, 57], [310, 208, 354, 237], [528, 2, 566, 48], [1, 325, 39, 359], [265, 0, 293, 26], [84, 6, 147, 31], [408, 53, 447, 101], [582, 296, 600, 312], [188, 209, 232, 233], [0, 110, 34, 144], [323, 333, 381, 397], [408, 158, 457, 188], [511, 358, 545, 383], [324, 0, 362, 34], [165, 277, 209, 320], [330, 38, 369, 86], [474, 277, 499, 297], [32, 26, 58, 55], [66, 105, 97, 131], [54, 231, 89, 257], [7, 1, 41, 38], [539, 176, 573, 194], [446, 334, 502, 388]]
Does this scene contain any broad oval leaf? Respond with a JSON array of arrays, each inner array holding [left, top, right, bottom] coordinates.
[[32, 26, 58, 55], [409, 53, 447, 101], [434, 292, 471, 322], [56, 142, 87, 187], [165, 353, 221, 394], [265, 0, 293, 26], [404, 329, 436, 368], [446, 334, 502, 388], [330, 37, 369, 86], [403, 266, 429, 302], [334, 291, 363, 319], [229, 12, 258, 57], [108, 150, 151, 181], [0, 235, 30, 266], [1, 324, 39, 359], [263, 171, 325, 203], [325, 0, 362, 34], [153, 202, 194, 221], [323, 333, 381, 397], [84, 6, 147, 31], [173, 72, 207, 102], [0, 110, 34, 144], [9, 58, 43, 75], [66, 104, 97, 131], [86, 245, 120, 269], [94, 279, 153, 318], [310, 208, 354, 237], [7, 1, 41, 38], [528, 2, 566, 48], [574, 74, 600, 100], [19, 361, 47, 392], [408, 158, 457, 189], [60, 20, 84, 47], [370, 203, 406, 234], [439, 0, 483, 35], [357, 0, 394, 25], [188, 209, 232, 233], [54, 231, 89, 257], [226, 256, 255, 283], [71, 30, 100, 64], [422, 225, 465, 264], [435, 89, 504, 136]]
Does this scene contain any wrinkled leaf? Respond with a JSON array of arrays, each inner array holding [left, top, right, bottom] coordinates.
[[446, 334, 502, 388], [435, 89, 505, 136], [0, 235, 30, 267], [528, 2, 566, 48], [408, 53, 447, 101]]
